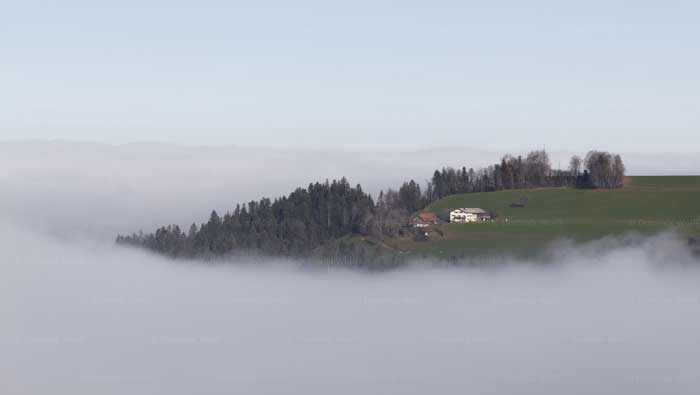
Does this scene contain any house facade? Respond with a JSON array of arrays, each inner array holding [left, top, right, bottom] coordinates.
[[450, 208, 491, 223]]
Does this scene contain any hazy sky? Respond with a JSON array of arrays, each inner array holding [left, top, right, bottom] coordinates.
[[2, 1, 699, 152]]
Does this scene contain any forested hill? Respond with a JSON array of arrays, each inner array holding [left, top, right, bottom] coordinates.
[[116, 149, 626, 260], [119, 178, 376, 257]]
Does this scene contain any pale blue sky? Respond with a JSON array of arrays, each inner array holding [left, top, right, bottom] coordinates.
[[2, 0, 698, 152]]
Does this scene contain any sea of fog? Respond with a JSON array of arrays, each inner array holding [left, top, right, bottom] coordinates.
[[2, 142, 700, 394]]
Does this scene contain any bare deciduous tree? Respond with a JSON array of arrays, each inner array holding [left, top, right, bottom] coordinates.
[[569, 155, 582, 178], [612, 154, 625, 188], [524, 150, 551, 187], [584, 151, 625, 189]]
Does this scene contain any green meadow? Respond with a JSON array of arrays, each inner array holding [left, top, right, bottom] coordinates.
[[388, 176, 700, 258]]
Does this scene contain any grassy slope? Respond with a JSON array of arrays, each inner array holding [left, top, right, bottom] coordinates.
[[385, 176, 700, 259]]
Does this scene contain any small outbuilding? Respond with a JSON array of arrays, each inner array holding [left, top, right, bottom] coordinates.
[[411, 212, 439, 228], [450, 208, 491, 223]]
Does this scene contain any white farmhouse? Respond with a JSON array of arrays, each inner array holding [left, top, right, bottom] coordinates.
[[450, 208, 491, 223]]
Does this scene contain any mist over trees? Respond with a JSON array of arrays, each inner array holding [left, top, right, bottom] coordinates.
[[117, 149, 625, 260]]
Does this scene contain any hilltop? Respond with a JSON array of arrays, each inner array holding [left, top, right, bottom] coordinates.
[[115, 148, 700, 265], [384, 176, 700, 259]]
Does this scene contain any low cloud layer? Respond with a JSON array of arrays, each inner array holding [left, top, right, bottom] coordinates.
[[2, 225, 700, 394], [2, 141, 700, 394]]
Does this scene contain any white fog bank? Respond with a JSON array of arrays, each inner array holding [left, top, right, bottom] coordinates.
[[2, 225, 700, 395]]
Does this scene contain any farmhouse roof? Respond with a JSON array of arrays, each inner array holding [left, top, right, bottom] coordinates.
[[452, 208, 488, 214], [416, 212, 437, 221]]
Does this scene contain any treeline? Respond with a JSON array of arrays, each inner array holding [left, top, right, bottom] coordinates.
[[118, 178, 377, 257], [117, 149, 625, 260], [572, 151, 626, 189], [425, 150, 562, 202], [387, 149, 626, 214]]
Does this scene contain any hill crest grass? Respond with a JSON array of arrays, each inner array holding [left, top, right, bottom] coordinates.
[[427, 177, 700, 223], [625, 175, 700, 189], [391, 176, 700, 259]]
